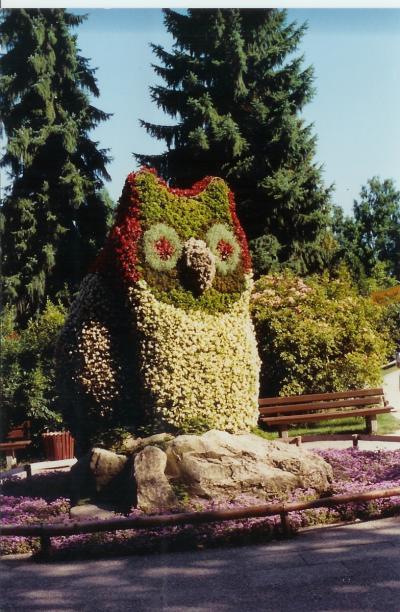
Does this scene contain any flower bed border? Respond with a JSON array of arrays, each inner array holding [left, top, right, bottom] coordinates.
[[288, 434, 400, 446], [1, 487, 399, 557]]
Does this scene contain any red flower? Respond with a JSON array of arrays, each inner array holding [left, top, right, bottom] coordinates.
[[228, 190, 252, 273], [217, 239, 235, 261], [91, 172, 142, 286], [154, 237, 175, 261]]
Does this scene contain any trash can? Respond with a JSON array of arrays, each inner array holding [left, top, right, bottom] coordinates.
[[41, 431, 75, 460]]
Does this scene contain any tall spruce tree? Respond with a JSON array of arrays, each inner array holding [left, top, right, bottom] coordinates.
[[0, 9, 111, 323], [136, 9, 332, 274]]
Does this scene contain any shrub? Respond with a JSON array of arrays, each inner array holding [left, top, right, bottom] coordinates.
[[1, 301, 66, 447], [251, 270, 391, 396], [371, 286, 400, 362]]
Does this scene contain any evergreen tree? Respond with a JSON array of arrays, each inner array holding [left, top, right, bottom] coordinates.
[[136, 9, 332, 274], [0, 9, 111, 323]]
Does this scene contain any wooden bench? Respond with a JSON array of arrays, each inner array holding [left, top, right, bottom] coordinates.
[[258, 388, 394, 439], [0, 421, 31, 469]]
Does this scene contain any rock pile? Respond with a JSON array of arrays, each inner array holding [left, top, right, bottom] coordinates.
[[70, 430, 333, 513]]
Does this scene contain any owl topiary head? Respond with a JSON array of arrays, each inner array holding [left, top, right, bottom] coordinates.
[[92, 168, 252, 313]]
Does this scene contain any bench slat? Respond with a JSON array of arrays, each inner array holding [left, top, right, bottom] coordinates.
[[259, 396, 384, 416], [259, 405, 392, 426], [0, 440, 31, 451], [259, 388, 384, 407]]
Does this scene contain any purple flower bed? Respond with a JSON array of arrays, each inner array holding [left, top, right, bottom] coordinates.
[[0, 493, 70, 555], [314, 448, 400, 522], [1, 449, 399, 557]]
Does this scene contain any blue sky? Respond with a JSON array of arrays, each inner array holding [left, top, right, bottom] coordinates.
[[2, 8, 400, 215]]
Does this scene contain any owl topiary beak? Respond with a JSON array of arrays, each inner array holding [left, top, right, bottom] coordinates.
[[179, 238, 216, 295]]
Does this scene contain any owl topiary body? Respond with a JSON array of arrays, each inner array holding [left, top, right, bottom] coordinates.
[[57, 169, 260, 452]]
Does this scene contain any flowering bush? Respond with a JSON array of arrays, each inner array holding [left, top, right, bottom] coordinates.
[[251, 270, 391, 396]]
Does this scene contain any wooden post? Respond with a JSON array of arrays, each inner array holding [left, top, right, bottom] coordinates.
[[280, 511, 290, 536], [38, 534, 52, 558], [366, 415, 378, 434], [278, 427, 289, 440]]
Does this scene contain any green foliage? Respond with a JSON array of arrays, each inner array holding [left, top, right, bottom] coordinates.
[[354, 178, 400, 281], [0, 301, 66, 444], [0, 9, 111, 324], [137, 172, 232, 240], [333, 178, 400, 287], [249, 234, 282, 277], [98, 187, 116, 230], [92, 427, 135, 453], [136, 8, 332, 276], [151, 285, 245, 314], [171, 482, 191, 507], [251, 270, 390, 397], [136, 171, 248, 313], [374, 294, 400, 361]]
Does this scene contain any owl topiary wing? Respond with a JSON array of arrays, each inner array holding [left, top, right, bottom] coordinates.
[[56, 273, 140, 454]]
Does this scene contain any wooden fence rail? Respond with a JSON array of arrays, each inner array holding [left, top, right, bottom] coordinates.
[[1, 487, 400, 556]]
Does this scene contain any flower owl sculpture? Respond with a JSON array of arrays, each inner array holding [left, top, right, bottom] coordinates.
[[57, 169, 260, 453]]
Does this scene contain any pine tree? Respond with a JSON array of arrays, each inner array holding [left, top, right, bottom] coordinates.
[[0, 9, 111, 323], [136, 8, 332, 274]]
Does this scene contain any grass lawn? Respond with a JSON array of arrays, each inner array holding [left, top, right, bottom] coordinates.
[[253, 412, 400, 441]]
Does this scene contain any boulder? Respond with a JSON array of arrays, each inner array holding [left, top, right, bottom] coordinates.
[[122, 432, 174, 454], [70, 503, 116, 520], [89, 447, 128, 492], [165, 430, 332, 501], [70, 447, 135, 508], [69, 430, 333, 514], [134, 445, 178, 512]]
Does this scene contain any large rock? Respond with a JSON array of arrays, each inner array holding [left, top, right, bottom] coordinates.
[[134, 446, 178, 512], [165, 430, 332, 502], [69, 430, 333, 514], [90, 447, 128, 491], [70, 503, 116, 520], [121, 433, 174, 454]]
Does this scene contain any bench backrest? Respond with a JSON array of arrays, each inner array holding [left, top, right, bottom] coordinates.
[[259, 388, 385, 416], [5, 421, 31, 441]]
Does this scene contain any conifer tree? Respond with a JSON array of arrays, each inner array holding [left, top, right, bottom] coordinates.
[[136, 9, 332, 274], [0, 9, 111, 323]]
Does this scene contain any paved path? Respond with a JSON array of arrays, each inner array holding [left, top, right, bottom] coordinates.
[[1, 516, 399, 611], [382, 364, 400, 412]]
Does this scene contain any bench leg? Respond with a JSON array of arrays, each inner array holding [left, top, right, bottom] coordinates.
[[366, 415, 378, 434], [6, 452, 16, 470], [278, 427, 289, 441]]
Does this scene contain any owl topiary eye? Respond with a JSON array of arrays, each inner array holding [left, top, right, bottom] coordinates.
[[206, 224, 241, 275], [143, 223, 182, 271]]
